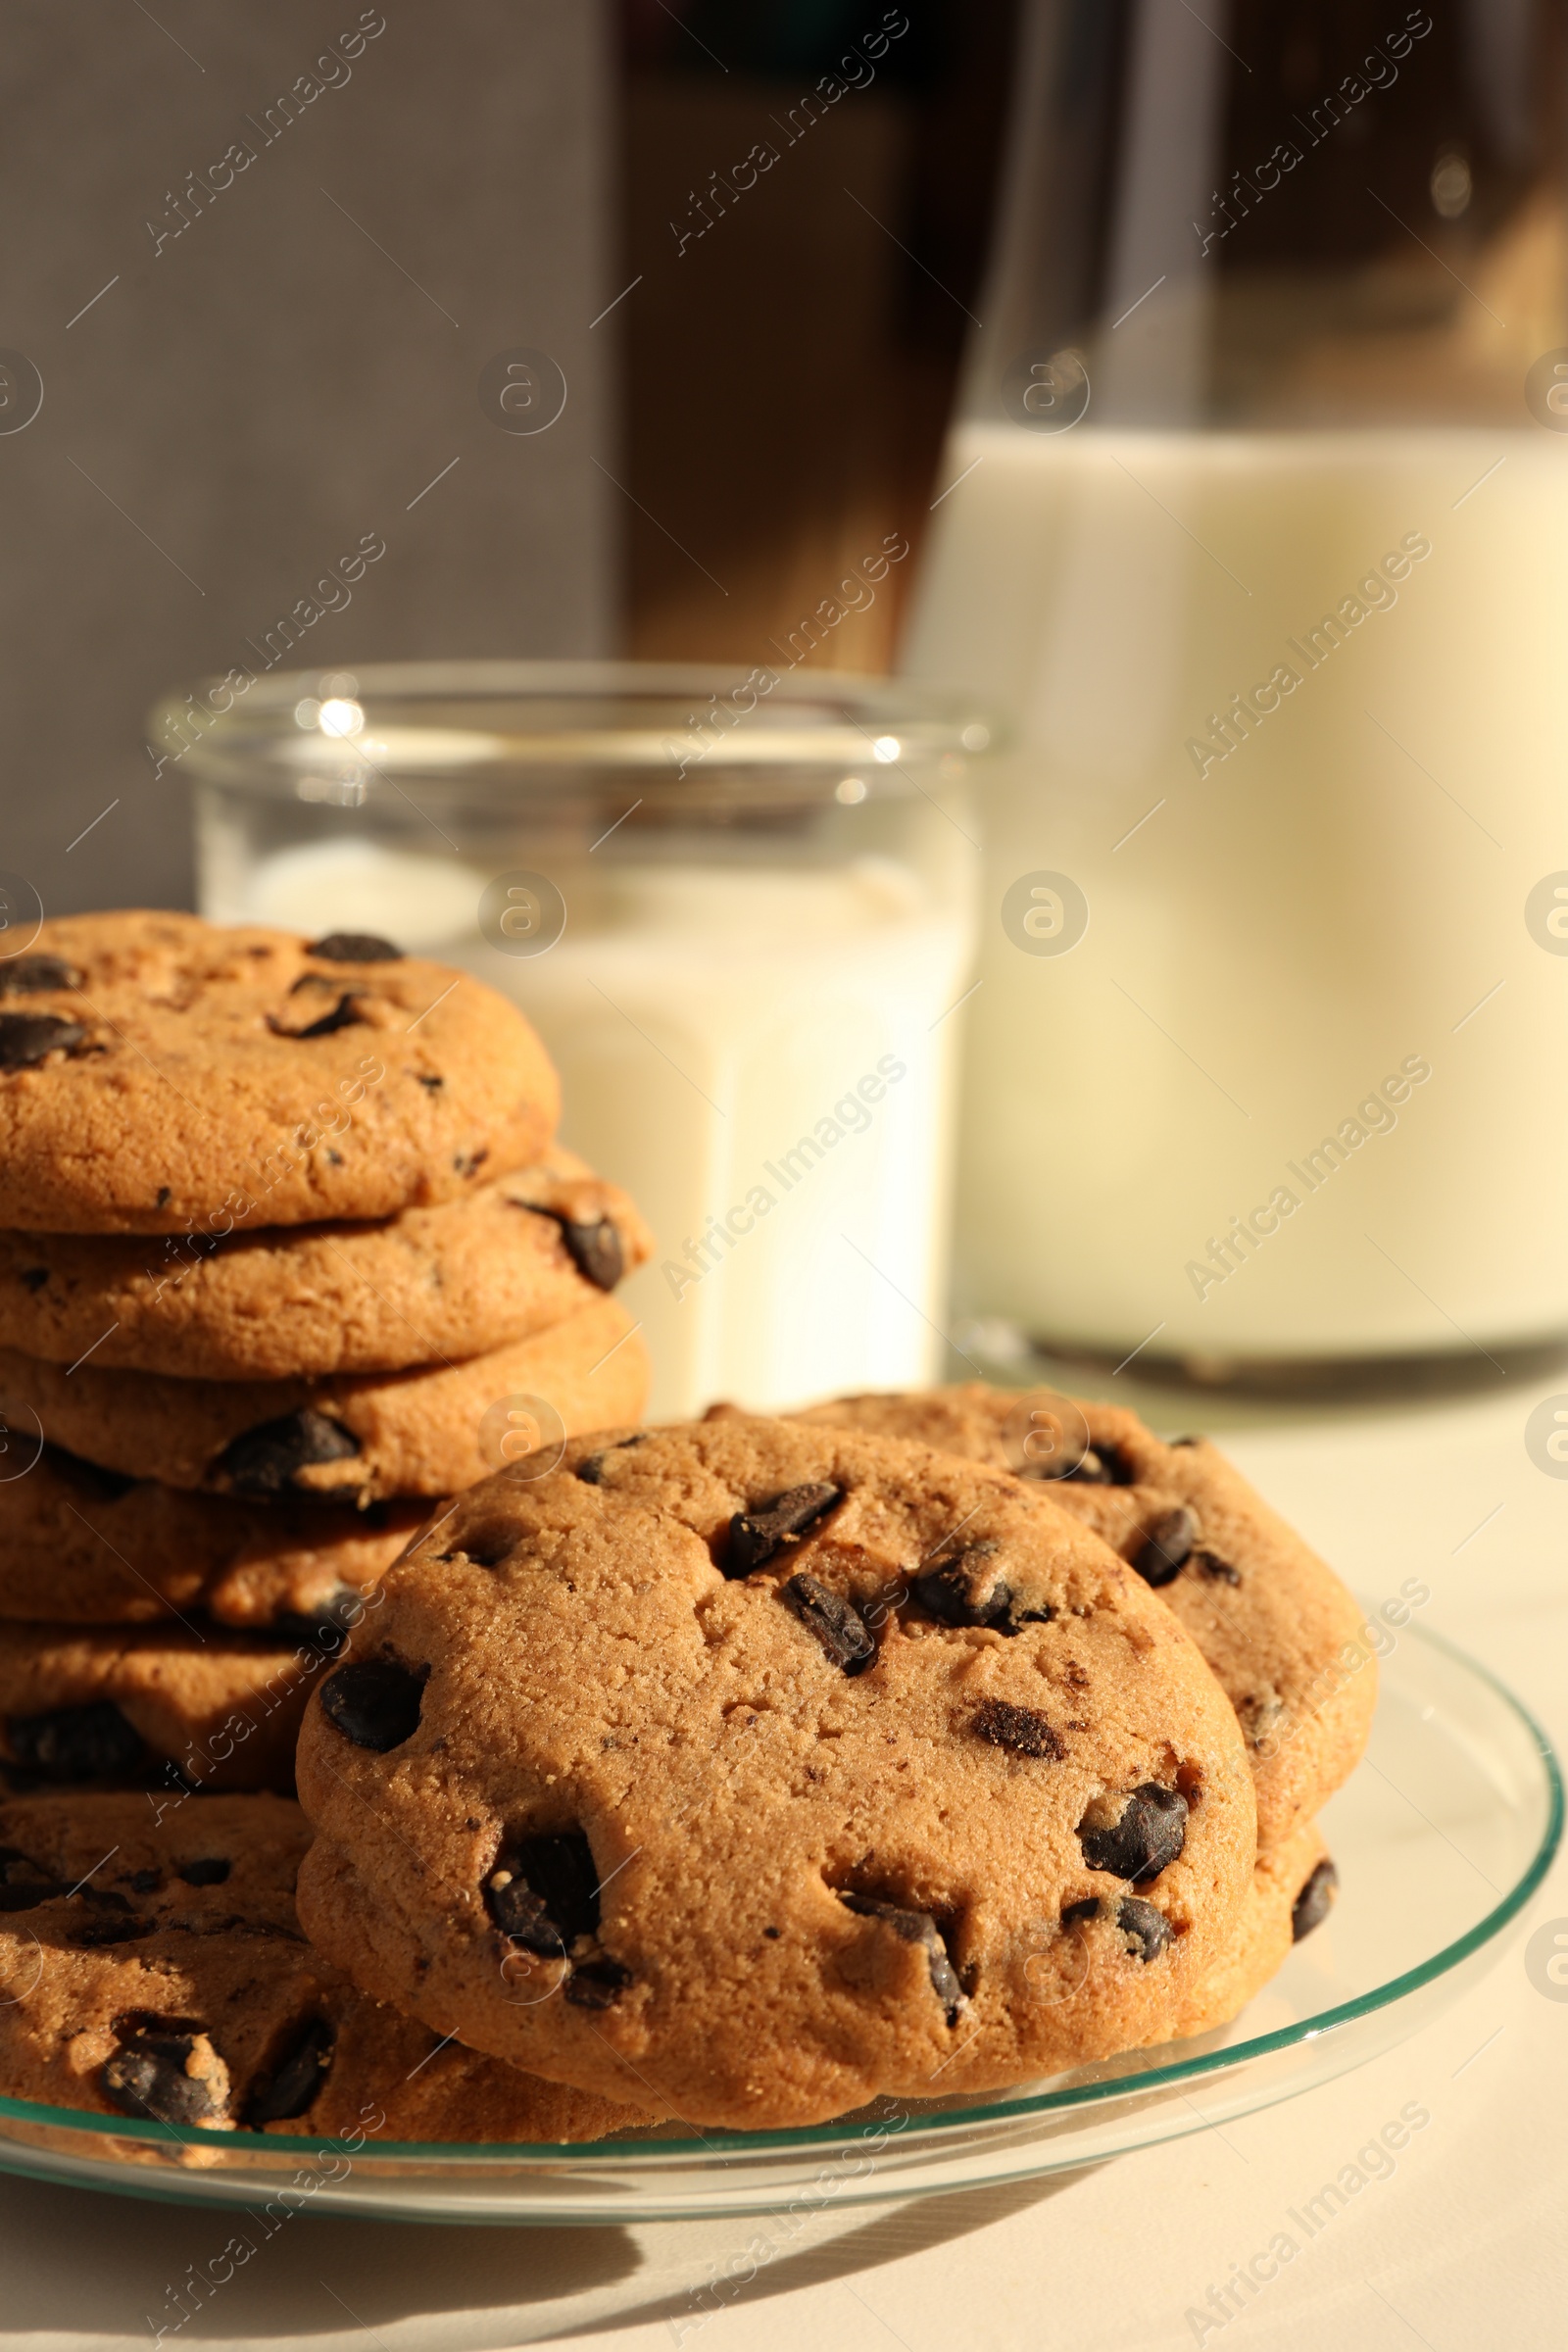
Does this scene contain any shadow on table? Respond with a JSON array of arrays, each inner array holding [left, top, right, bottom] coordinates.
[[0, 2164, 1091, 2345], [551, 2167, 1092, 2341], [0, 2175, 640, 2343]]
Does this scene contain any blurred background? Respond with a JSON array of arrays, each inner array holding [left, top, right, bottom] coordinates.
[[10, 0, 1568, 1401], [1, 0, 1012, 915]]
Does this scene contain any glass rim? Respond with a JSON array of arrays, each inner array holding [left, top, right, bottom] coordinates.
[[0, 1621, 1555, 2170], [151, 660, 998, 801]]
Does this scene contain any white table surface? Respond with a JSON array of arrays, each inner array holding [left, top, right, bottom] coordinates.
[[5, 1379, 1565, 2352]]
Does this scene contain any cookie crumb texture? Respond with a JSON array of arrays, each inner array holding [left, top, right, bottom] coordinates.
[[0, 1293, 648, 1502], [295, 1418, 1255, 2130], [0, 1793, 653, 2144], [0, 1150, 652, 1380], [0, 913, 560, 1233], [797, 1386, 1374, 1852]]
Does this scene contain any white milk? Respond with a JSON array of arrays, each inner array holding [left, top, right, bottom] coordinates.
[[220, 840, 974, 1415], [905, 422, 1568, 1362]]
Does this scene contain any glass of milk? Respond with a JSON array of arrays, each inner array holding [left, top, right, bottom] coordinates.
[[165, 662, 986, 1416], [903, 0, 1568, 1382]]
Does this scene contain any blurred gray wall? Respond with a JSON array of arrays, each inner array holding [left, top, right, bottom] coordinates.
[[0, 1, 613, 916]]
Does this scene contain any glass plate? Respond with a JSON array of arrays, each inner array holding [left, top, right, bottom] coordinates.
[[0, 1621, 1556, 2225]]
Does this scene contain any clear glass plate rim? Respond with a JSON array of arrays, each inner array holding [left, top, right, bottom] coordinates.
[[0, 1621, 1557, 2169]]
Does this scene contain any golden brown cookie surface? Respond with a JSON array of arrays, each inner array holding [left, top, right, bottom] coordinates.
[[295, 1417, 1255, 2131], [1176, 1816, 1335, 2037], [0, 1150, 650, 1381], [0, 1294, 649, 1502], [0, 1793, 653, 2142], [796, 1386, 1375, 1851], [0, 1447, 426, 1629], [0, 912, 559, 1233], [0, 1625, 319, 1793]]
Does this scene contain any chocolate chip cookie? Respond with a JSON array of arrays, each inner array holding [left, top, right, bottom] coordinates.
[[0, 913, 560, 1234], [295, 1417, 1255, 2130], [0, 1292, 648, 1502], [0, 1793, 655, 2142], [796, 1387, 1374, 1851], [1177, 1817, 1336, 2038], [0, 1627, 320, 1792], [0, 1149, 652, 1381], [0, 1446, 426, 1629]]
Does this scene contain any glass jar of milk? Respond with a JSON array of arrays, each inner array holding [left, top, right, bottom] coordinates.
[[166, 662, 986, 1416], [905, 0, 1568, 1383]]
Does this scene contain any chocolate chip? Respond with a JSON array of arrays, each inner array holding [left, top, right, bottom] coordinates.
[[274, 1585, 367, 1653], [1238, 1690, 1285, 1747], [1078, 1784, 1188, 1883], [318, 1658, 427, 1751], [1169, 1435, 1202, 1447], [47, 1446, 138, 1504], [19, 1267, 48, 1294], [155, 1187, 172, 1208], [545, 1213, 623, 1292], [454, 1149, 489, 1178], [1193, 1548, 1242, 1586], [127, 1869, 162, 1894], [0, 1846, 64, 1910], [7, 1699, 144, 1781], [1291, 1857, 1339, 1941], [1061, 1441, 1133, 1487], [1132, 1506, 1199, 1588], [447, 1525, 517, 1570], [415, 1072, 444, 1091], [576, 1434, 648, 1486], [914, 1542, 1053, 1637], [484, 1830, 601, 1954], [564, 1957, 631, 2010], [1060, 1896, 1100, 1926], [307, 933, 403, 962], [268, 992, 365, 1041], [71, 1913, 155, 1947], [1115, 1896, 1171, 1962], [914, 1541, 1011, 1629], [841, 1893, 964, 2024], [243, 2018, 335, 2124], [102, 2022, 229, 2128], [0, 1880, 63, 1911], [0, 954, 81, 996], [971, 1698, 1065, 1758], [176, 1857, 230, 1887], [215, 1408, 361, 1498], [0, 1012, 87, 1070], [783, 1573, 874, 1672], [725, 1483, 841, 1575]]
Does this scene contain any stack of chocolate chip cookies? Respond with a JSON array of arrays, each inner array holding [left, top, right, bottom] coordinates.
[[0, 941, 1377, 2157], [0, 1381, 1373, 2145], [0, 911, 651, 1801]]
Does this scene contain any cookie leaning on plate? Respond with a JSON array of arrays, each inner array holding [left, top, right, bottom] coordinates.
[[0, 1626, 320, 1792], [0, 1793, 656, 2143], [0, 1447, 426, 1629], [295, 1417, 1255, 2131], [1176, 1816, 1336, 2038], [794, 1387, 1374, 1851], [0, 1292, 648, 1502], [0, 1150, 652, 1381], [0, 912, 560, 1233]]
